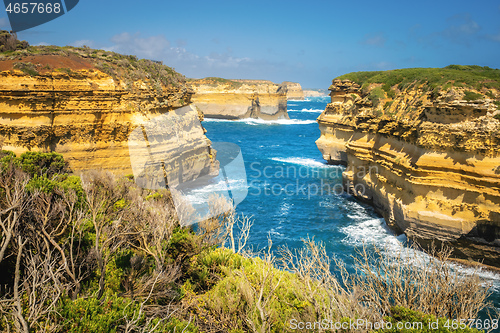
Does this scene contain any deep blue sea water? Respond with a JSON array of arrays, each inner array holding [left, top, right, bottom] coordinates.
[[202, 96, 500, 322]]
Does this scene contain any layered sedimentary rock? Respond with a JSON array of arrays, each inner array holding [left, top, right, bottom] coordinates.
[[0, 49, 218, 179], [316, 73, 500, 266], [282, 81, 305, 100], [189, 78, 289, 120]]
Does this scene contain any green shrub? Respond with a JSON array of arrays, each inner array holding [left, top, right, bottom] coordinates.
[[167, 227, 201, 271], [463, 91, 483, 101], [160, 317, 199, 332], [337, 65, 500, 92], [58, 175, 85, 206], [368, 87, 385, 106], [25, 174, 59, 193], [57, 293, 141, 333], [0, 150, 17, 171], [56, 67, 75, 75], [13, 62, 39, 76], [17, 151, 68, 177]]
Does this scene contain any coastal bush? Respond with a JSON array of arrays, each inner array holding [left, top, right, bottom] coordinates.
[[13, 61, 39, 76], [57, 293, 141, 333], [0, 30, 29, 52], [17, 151, 68, 177], [463, 91, 483, 101], [0, 151, 493, 332], [337, 65, 500, 92], [2, 43, 187, 91], [350, 244, 491, 320], [194, 77, 244, 89], [368, 87, 386, 107]]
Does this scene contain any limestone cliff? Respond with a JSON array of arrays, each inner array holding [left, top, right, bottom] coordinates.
[[303, 89, 328, 97], [188, 78, 289, 120], [282, 81, 305, 100], [0, 46, 218, 179], [316, 66, 500, 267]]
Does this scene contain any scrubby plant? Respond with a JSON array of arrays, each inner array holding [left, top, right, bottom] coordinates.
[[13, 61, 39, 76], [0, 30, 28, 52], [337, 65, 500, 92], [350, 243, 491, 320], [0, 151, 494, 332], [463, 91, 483, 101], [17, 151, 68, 177], [368, 87, 386, 107]]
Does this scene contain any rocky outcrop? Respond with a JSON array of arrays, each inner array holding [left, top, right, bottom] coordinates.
[[303, 89, 328, 97], [316, 74, 500, 267], [0, 48, 218, 180], [281, 81, 304, 100], [189, 78, 289, 120]]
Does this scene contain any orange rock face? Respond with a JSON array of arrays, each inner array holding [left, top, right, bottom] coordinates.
[[189, 78, 289, 120], [0, 53, 217, 179], [282, 81, 305, 100], [316, 79, 500, 266]]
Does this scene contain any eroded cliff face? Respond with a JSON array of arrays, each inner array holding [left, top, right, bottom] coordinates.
[[189, 78, 289, 120], [282, 81, 305, 100], [0, 50, 218, 180], [316, 78, 500, 266]]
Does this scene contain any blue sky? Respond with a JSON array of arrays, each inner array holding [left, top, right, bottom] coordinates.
[[1, 0, 500, 88]]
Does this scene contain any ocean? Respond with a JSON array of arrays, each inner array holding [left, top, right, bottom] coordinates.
[[202, 96, 500, 321]]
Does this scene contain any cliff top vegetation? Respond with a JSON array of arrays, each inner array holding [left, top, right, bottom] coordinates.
[[187, 77, 245, 89], [336, 65, 500, 93], [0, 30, 186, 90], [188, 77, 280, 89]]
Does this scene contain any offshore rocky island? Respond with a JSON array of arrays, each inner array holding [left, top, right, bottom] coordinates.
[[316, 66, 500, 267], [188, 78, 303, 120]]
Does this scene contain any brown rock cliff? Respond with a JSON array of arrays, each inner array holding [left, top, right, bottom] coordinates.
[[0, 47, 218, 180], [282, 81, 305, 100], [188, 78, 289, 120], [316, 72, 500, 267]]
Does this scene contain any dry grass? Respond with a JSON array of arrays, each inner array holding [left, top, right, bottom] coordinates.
[[349, 242, 493, 320]]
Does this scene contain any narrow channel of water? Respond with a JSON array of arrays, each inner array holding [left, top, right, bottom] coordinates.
[[202, 97, 500, 320]]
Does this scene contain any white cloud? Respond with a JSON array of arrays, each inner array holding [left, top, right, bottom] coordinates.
[[443, 14, 480, 38], [360, 33, 386, 47], [34, 42, 49, 46], [414, 13, 481, 48], [0, 17, 9, 28], [71, 39, 95, 48], [486, 32, 500, 43], [107, 32, 171, 59], [104, 32, 285, 80]]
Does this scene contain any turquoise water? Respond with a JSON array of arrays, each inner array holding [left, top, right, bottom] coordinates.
[[202, 96, 500, 322]]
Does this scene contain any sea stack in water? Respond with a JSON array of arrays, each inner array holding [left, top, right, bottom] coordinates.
[[282, 81, 305, 100], [316, 66, 500, 267], [189, 78, 289, 120]]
